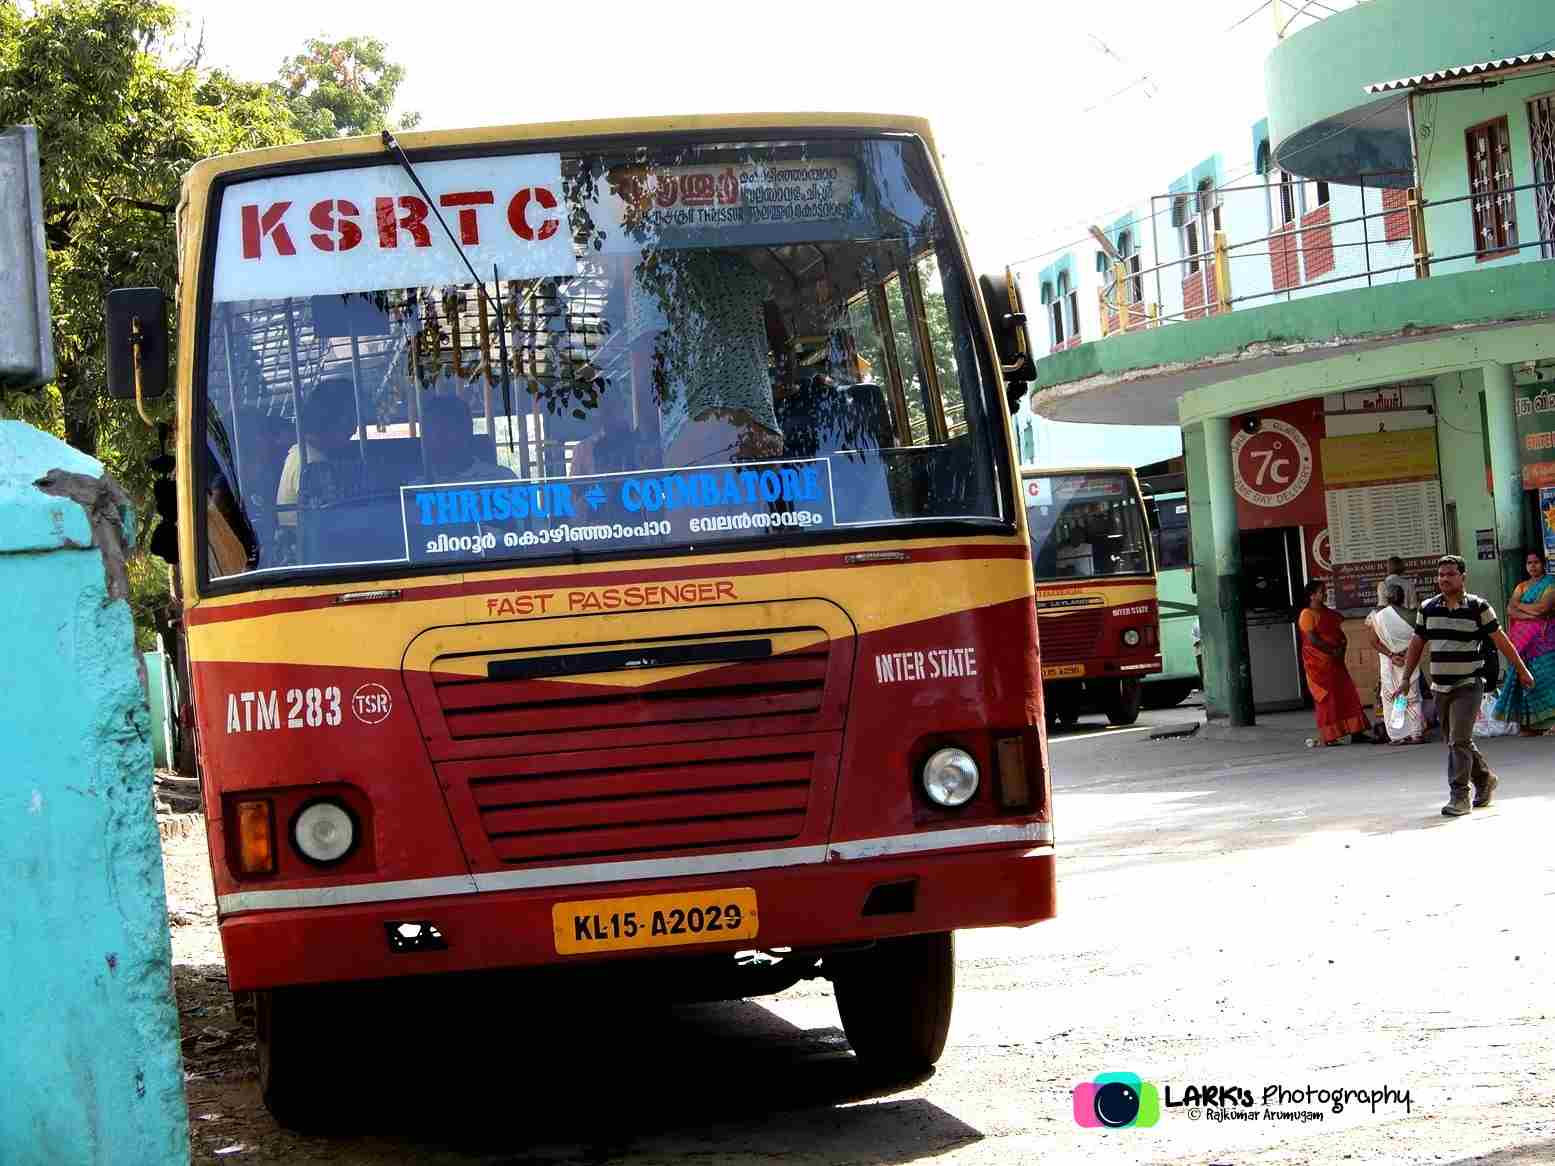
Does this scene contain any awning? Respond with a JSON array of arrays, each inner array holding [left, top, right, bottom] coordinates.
[[1364, 50, 1555, 93]]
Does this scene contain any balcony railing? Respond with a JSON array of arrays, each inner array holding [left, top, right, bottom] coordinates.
[[1272, 0, 1371, 39], [1093, 174, 1555, 339]]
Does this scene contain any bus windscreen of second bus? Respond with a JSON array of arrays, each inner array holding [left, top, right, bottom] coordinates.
[[198, 135, 1004, 582], [1025, 472, 1150, 580]]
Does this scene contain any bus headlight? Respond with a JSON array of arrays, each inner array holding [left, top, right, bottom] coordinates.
[[292, 800, 357, 864], [922, 748, 979, 807], [1122, 628, 1142, 647]]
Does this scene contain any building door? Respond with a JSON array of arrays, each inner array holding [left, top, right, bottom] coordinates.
[[1529, 95, 1555, 259], [1239, 527, 1305, 711]]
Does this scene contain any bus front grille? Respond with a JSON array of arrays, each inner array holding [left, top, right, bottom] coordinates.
[[1036, 610, 1104, 663], [408, 621, 850, 867], [437, 740, 817, 863]]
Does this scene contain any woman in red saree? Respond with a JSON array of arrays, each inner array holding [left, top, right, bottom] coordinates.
[[1297, 580, 1373, 745]]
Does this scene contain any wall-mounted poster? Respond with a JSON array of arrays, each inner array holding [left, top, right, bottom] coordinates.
[[1516, 382, 1555, 489], [1231, 399, 1327, 530], [1319, 428, 1445, 610], [1541, 486, 1555, 560]]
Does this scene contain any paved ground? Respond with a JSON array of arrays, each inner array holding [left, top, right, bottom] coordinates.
[[164, 698, 1555, 1165]]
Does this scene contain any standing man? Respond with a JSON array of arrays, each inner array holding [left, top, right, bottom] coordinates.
[[1399, 555, 1534, 817], [1376, 555, 1418, 612]]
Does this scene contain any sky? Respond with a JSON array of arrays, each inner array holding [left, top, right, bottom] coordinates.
[[168, 0, 1341, 272]]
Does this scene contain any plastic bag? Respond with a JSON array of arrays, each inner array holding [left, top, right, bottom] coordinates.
[[1472, 692, 1519, 737]]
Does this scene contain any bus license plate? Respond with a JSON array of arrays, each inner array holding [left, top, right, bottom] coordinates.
[[1042, 663, 1085, 679], [552, 888, 759, 955]]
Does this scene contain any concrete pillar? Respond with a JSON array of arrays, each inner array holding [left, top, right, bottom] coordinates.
[[1483, 362, 1525, 608], [0, 423, 189, 1165], [1186, 418, 1255, 725]]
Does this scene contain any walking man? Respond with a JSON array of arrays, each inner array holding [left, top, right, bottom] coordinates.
[[1399, 555, 1534, 817]]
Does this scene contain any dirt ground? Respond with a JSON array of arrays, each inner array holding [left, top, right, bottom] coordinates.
[[161, 720, 1555, 1166]]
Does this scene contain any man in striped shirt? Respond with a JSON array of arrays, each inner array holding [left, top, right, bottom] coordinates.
[[1400, 556, 1533, 817]]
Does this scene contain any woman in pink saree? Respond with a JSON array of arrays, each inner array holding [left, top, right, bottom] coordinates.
[[1493, 551, 1555, 734]]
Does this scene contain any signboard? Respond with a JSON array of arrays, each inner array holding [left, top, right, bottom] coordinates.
[[212, 154, 577, 302], [1324, 479, 1445, 567], [1332, 554, 1437, 611], [1475, 527, 1498, 561], [400, 458, 835, 565], [0, 126, 54, 389], [1302, 525, 1333, 580], [1319, 428, 1438, 487], [1231, 400, 1327, 529], [1542, 486, 1555, 561], [594, 158, 874, 252], [1516, 381, 1555, 489]]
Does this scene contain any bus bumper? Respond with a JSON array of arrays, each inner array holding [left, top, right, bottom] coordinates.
[[219, 843, 1055, 991]]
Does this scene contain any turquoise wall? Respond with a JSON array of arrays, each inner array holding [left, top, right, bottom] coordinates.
[[0, 422, 189, 1164], [1417, 73, 1555, 276], [1432, 369, 1504, 605]]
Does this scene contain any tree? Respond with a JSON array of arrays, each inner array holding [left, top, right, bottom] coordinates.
[[0, 0, 304, 512], [275, 35, 419, 140]]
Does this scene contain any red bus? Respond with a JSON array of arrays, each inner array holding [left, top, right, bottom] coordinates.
[[1022, 466, 1160, 726], [108, 114, 1055, 1126]]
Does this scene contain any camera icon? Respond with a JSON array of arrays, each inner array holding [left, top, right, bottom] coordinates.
[[1072, 1072, 1161, 1129]]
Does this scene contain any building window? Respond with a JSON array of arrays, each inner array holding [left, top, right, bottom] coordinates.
[[1277, 170, 1302, 226], [1530, 95, 1555, 258], [1310, 180, 1330, 208], [1050, 275, 1067, 348], [1067, 283, 1081, 343], [1116, 229, 1143, 304], [1466, 116, 1518, 256]]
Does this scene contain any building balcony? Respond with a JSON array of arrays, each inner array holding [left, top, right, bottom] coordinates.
[[1031, 258, 1555, 427], [1266, 0, 1554, 182]]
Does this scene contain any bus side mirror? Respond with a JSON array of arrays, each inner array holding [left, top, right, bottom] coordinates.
[[978, 270, 1034, 412], [105, 287, 168, 405]]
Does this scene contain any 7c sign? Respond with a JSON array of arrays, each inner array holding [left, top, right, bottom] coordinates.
[[1231, 418, 1314, 509], [212, 153, 578, 303]]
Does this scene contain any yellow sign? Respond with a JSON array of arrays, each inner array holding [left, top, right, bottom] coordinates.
[[1042, 663, 1086, 679], [553, 887, 758, 955], [1320, 429, 1437, 486]]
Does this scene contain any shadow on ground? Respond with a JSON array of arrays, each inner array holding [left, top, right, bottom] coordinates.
[[177, 961, 982, 1164], [1447, 1141, 1555, 1165]]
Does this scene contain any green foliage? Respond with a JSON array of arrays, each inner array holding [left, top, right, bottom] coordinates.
[[275, 35, 418, 139], [126, 551, 172, 651], [0, 2, 415, 651]]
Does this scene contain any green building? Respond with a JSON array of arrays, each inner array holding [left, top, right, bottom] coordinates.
[[1026, 0, 1555, 725]]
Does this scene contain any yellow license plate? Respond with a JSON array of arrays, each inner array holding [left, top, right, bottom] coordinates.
[[553, 887, 759, 955], [1042, 663, 1086, 679]]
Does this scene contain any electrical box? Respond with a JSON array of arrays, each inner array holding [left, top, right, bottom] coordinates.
[[0, 126, 55, 390]]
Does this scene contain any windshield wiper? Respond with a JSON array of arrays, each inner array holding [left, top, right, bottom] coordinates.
[[381, 130, 517, 458]]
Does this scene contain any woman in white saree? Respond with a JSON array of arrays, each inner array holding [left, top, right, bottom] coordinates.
[[1366, 582, 1426, 744]]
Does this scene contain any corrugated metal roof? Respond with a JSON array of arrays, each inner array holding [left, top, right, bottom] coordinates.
[[1364, 50, 1555, 93]]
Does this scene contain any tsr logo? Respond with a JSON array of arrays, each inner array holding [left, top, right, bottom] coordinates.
[[351, 683, 392, 725]]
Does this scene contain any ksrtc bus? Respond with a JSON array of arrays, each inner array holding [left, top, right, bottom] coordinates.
[[1021, 465, 1160, 726], [106, 114, 1054, 1127], [1139, 472, 1199, 708]]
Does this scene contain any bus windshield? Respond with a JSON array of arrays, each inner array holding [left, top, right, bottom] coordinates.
[[1024, 471, 1150, 580], [199, 135, 1002, 583]]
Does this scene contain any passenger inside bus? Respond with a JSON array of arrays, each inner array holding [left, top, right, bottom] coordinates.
[[1056, 523, 1096, 577], [416, 395, 514, 484], [569, 380, 659, 477], [275, 376, 361, 530]]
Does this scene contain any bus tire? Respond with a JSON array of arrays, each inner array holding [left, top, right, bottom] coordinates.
[[831, 931, 954, 1075], [257, 987, 353, 1132], [1104, 678, 1143, 726], [1142, 680, 1194, 710]]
